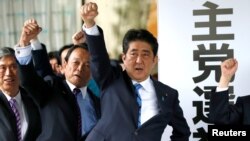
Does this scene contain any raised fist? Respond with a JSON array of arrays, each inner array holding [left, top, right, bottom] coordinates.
[[72, 30, 86, 45], [80, 2, 98, 28], [19, 19, 42, 46]]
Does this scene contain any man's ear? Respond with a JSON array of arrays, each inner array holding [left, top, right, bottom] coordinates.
[[122, 53, 126, 62], [64, 61, 69, 68], [153, 55, 158, 66], [62, 60, 67, 68], [153, 55, 158, 63]]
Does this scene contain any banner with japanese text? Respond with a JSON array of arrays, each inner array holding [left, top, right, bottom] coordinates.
[[158, 0, 250, 140]]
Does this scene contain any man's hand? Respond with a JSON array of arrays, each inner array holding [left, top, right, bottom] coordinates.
[[19, 19, 42, 47], [219, 58, 238, 88], [80, 2, 98, 28], [72, 30, 86, 45]]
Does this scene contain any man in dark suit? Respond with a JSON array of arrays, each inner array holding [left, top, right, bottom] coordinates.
[[0, 47, 41, 141], [14, 19, 100, 141], [75, 2, 190, 141], [209, 58, 249, 124]]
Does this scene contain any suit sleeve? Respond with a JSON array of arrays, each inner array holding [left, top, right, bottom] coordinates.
[[19, 58, 52, 106], [209, 89, 243, 124], [85, 26, 121, 92], [32, 43, 54, 78], [170, 91, 191, 141]]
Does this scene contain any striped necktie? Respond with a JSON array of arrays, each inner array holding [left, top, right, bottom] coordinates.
[[134, 83, 142, 127], [9, 98, 22, 141], [73, 88, 82, 137]]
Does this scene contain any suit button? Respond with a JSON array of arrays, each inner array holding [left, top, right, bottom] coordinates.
[[134, 131, 138, 135]]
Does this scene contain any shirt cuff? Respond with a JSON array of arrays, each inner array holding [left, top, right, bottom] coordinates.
[[82, 24, 100, 35], [30, 39, 42, 50], [14, 45, 32, 65], [216, 87, 229, 92], [14, 45, 32, 58]]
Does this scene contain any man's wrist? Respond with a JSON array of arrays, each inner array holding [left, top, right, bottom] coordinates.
[[19, 40, 30, 47], [30, 38, 39, 43], [218, 76, 231, 88], [83, 21, 95, 28]]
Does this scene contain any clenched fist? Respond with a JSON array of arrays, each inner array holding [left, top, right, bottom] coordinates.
[[19, 19, 42, 46], [219, 58, 238, 88], [72, 30, 86, 45], [80, 2, 98, 28]]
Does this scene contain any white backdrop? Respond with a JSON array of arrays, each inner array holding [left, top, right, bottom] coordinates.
[[158, 0, 250, 140]]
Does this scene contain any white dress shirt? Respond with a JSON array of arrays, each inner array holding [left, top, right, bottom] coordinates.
[[132, 77, 159, 125], [66, 80, 88, 99], [216, 87, 229, 92]]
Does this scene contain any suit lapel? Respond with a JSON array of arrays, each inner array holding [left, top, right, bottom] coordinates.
[[62, 80, 82, 124], [122, 70, 135, 95], [62, 80, 76, 103], [0, 91, 18, 136], [20, 88, 32, 139], [151, 78, 168, 113], [0, 92, 12, 112], [122, 71, 140, 127]]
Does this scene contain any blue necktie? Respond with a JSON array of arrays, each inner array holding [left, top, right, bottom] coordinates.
[[9, 98, 22, 141], [134, 83, 142, 127], [81, 94, 97, 134], [73, 88, 82, 136], [73, 88, 98, 135]]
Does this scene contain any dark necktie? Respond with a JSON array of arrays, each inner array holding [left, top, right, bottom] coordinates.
[[134, 83, 142, 127], [9, 98, 22, 141], [73, 88, 82, 137]]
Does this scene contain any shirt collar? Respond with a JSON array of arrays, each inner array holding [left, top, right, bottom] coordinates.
[[66, 80, 87, 98], [132, 77, 154, 92], [3, 91, 22, 105]]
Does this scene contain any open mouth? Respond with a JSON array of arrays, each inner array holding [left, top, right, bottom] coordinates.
[[135, 67, 143, 71]]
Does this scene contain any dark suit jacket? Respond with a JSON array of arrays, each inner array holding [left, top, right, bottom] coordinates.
[[0, 88, 41, 141], [85, 27, 190, 141], [18, 47, 101, 141], [209, 90, 250, 124]]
